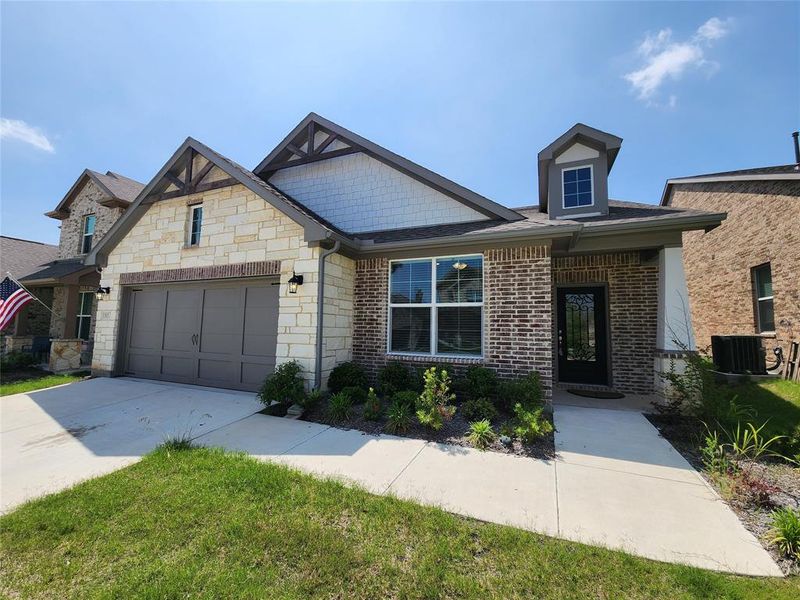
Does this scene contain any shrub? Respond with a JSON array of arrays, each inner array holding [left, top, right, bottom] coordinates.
[[512, 402, 553, 443], [326, 392, 353, 423], [298, 389, 324, 412], [497, 372, 543, 412], [385, 400, 412, 434], [0, 351, 37, 370], [378, 362, 414, 396], [258, 361, 305, 406], [327, 362, 368, 394], [363, 388, 381, 421], [769, 507, 800, 558], [730, 471, 777, 508], [341, 386, 368, 405], [416, 367, 456, 430], [461, 398, 498, 422], [464, 366, 497, 400], [391, 390, 419, 409], [467, 420, 496, 450]]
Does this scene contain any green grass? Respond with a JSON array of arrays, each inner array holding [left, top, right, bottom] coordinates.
[[0, 372, 88, 397], [718, 379, 800, 455], [1, 446, 798, 599]]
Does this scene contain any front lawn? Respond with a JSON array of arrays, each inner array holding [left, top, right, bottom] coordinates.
[[0, 371, 90, 397], [1, 446, 798, 599]]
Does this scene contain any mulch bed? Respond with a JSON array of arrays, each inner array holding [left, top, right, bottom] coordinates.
[[0, 368, 50, 384], [647, 413, 800, 575], [301, 401, 555, 460]]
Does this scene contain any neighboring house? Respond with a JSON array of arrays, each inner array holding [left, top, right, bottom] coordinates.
[[662, 161, 800, 359], [81, 113, 724, 398], [0, 236, 58, 352], [20, 170, 144, 369]]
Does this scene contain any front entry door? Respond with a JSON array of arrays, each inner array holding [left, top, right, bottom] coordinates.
[[557, 286, 609, 385]]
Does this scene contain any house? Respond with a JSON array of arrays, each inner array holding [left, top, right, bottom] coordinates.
[[82, 114, 725, 397], [661, 150, 800, 360], [20, 170, 144, 370], [0, 236, 58, 353]]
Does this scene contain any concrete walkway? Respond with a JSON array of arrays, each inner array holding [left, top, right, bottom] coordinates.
[[198, 405, 782, 577]]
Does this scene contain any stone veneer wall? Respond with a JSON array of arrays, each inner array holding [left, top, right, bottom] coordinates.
[[668, 181, 800, 353], [92, 183, 349, 389], [552, 252, 658, 394], [351, 246, 553, 398], [57, 179, 125, 260]]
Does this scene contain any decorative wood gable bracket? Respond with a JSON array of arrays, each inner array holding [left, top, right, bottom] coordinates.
[[259, 120, 359, 175], [144, 148, 237, 204]]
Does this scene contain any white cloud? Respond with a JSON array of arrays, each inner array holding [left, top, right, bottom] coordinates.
[[624, 17, 733, 105], [0, 118, 55, 153]]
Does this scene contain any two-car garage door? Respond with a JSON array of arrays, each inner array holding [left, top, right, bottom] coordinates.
[[121, 279, 279, 391]]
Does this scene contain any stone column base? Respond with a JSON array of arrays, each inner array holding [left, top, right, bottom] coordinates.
[[49, 339, 84, 373], [2, 335, 34, 354]]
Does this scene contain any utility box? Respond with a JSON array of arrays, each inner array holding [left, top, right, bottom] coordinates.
[[711, 335, 767, 375]]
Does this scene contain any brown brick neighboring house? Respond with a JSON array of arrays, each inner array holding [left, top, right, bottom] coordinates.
[[662, 165, 800, 364], [19, 170, 144, 370]]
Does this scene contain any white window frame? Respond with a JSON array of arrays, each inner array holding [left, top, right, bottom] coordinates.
[[81, 214, 96, 254], [753, 263, 775, 333], [188, 204, 203, 247], [561, 164, 594, 210], [76, 291, 93, 341], [387, 254, 484, 359]]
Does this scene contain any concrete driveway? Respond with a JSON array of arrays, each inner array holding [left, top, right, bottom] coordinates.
[[0, 377, 262, 513]]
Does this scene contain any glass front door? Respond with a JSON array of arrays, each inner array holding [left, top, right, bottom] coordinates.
[[557, 286, 608, 385]]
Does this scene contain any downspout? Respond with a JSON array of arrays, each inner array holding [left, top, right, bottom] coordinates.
[[314, 238, 341, 390]]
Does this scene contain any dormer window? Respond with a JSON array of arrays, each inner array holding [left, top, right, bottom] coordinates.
[[562, 166, 593, 208]]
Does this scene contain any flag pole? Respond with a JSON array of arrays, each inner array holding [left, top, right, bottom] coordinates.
[[4, 272, 55, 315]]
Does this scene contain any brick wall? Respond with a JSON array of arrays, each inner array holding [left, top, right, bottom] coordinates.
[[668, 181, 800, 354], [270, 151, 486, 233], [57, 179, 124, 260], [351, 245, 553, 397], [553, 252, 659, 394]]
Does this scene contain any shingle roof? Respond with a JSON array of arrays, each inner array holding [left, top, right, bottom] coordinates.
[[0, 236, 58, 279], [669, 164, 800, 180], [19, 258, 92, 283], [354, 200, 717, 245], [91, 171, 145, 203], [660, 164, 800, 205]]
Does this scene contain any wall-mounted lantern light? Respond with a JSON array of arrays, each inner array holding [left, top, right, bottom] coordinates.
[[287, 272, 304, 294], [95, 286, 111, 301]]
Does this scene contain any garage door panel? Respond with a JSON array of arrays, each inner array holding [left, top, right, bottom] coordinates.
[[163, 290, 202, 352], [123, 279, 279, 391]]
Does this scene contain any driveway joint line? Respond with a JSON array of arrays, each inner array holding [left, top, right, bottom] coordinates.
[[384, 441, 429, 493], [555, 458, 707, 486], [191, 409, 265, 443], [277, 424, 332, 456]]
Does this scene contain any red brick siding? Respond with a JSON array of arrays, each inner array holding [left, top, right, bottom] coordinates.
[[118, 261, 281, 285], [668, 181, 800, 355], [553, 252, 658, 394], [351, 246, 553, 397]]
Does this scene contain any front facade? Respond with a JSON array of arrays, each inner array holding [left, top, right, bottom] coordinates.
[[662, 167, 800, 358], [82, 114, 724, 397]]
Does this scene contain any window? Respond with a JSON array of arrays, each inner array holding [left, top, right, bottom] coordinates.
[[81, 214, 96, 254], [189, 204, 203, 246], [75, 291, 93, 341], [562, 165, 593, 208], [389, 255, 483, 357], [753, 263, 774, 333]]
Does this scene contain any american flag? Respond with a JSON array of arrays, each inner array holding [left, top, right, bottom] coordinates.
[[0, 277, 34, 331]]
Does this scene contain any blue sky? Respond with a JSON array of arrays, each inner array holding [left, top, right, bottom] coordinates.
[[1, 1, 798, 244]]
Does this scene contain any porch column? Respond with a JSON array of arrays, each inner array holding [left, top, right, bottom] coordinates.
[[656, 246, 695, 351], [62, 285, 80, 339]]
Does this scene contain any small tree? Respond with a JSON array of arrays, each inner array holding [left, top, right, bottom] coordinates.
[[416, 367, 456, 430], [258, 361, 305, 406]]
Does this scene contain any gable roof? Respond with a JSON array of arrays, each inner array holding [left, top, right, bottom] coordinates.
[[0, 236, 58, 280], [85, 137, 351, 267], [537, 123, 623, 210], [660, 163, 800, 205], [46, 170, 145, 219], [254, 112, 524, 222]]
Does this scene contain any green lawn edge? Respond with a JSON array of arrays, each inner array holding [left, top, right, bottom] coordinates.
[[1, 446, 797, 599], [0, 373, 87, 397]]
